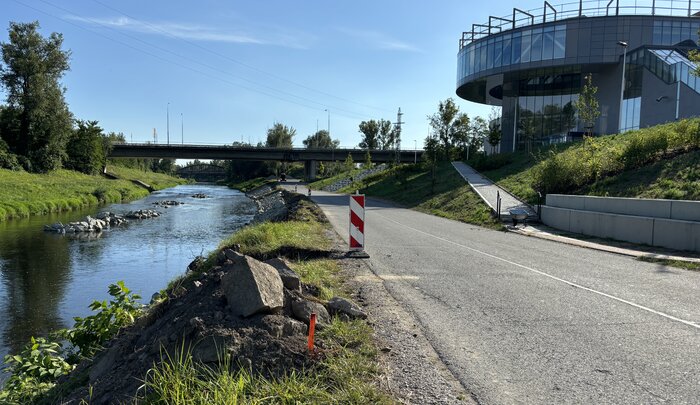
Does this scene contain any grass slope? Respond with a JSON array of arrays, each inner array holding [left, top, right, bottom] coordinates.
[[337, 163, 502, 230], [308, 168, 363, 190], [107, 165, 189, 191], [227, 177, 276, 193], [0, 166, 186, 222], [480, 119, 700, 203]]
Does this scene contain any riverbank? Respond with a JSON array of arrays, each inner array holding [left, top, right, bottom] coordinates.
[[0, 185, 392, 403], [0, 167, 187, 222]]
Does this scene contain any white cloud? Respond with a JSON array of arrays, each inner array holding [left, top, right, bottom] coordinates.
[[336, 27, 420, 52], [67, 15, 310, 49]]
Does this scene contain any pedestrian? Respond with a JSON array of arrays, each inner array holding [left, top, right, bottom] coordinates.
[[308, 188, 311, 196]]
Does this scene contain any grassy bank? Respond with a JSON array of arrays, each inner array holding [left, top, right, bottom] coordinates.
[[326, 163, 502, 230], [0, 167, 186, 222], [107, 165, 189, 191], [479, 119, 700, 203], [308, 168, 363, 190], [227, 177, 277, 193]]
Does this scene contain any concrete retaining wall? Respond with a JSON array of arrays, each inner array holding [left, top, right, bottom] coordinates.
[[541, 206, 700, 252], [546, 194, 700, 221]]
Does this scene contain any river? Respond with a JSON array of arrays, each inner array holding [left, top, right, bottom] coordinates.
[[0, 184, 256, 370]]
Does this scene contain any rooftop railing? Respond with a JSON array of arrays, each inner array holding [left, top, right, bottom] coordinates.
[[460, 0, 700, 49]]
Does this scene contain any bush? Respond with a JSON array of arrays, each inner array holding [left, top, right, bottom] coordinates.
[[0, 139, 20, 170], [469, 152, 513, 171]]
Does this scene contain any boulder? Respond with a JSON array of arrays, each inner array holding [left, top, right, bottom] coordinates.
[[327, 297, 367, 320], [221, 256, 284, 317], [264, 258, 301, 292], [291, 298, 330, 327]]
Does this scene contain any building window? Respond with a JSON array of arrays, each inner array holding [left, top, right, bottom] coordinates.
[[620, 97, 641, 132]]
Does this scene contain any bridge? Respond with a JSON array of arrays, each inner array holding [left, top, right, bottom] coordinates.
[[108, 144, 424, 180], [177, 163, 227, 182]]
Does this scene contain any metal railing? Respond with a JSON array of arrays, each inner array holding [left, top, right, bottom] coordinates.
[[460, 0, 700, 49]]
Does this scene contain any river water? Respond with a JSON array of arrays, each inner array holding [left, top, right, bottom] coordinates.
[[0, 184, 256, 369]]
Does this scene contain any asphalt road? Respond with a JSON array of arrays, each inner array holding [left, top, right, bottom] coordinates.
[[296, 186, 700, 404]]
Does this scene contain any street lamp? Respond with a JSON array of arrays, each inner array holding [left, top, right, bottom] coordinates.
[[414, 139, 417, 163], [617, 40, 628, 133], [324, 109, 330, 137], [166, 102, 170, 145]]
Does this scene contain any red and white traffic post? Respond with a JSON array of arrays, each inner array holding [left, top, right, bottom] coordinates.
[[348, 194, 368, 257]]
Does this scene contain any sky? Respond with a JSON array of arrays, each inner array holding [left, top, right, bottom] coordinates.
[[1, 0, 527, 149]]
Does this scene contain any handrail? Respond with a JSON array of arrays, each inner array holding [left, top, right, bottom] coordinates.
[[460, 0, 700, 49]]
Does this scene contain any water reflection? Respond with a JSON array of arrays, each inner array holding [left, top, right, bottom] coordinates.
[[0, 184, 255, 368]]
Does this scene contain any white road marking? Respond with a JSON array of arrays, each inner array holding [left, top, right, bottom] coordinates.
[[377, 213, 700, 330]]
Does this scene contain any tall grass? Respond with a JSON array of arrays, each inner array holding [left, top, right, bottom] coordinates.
[[219, 221, 331, 259], [107, 165, 189, 190]]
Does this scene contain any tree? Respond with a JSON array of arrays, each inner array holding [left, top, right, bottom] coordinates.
[[487, 108, 502, 154], [377, 119, 395, 150], [364, 150, 372, 168], [468, 116, 488, 160], [265, 122, 295, 148], [65, 120, 105, 175], [574, 73, 600, 137], [427, 98, 469, 160], [344, 153, 354, 172], [0, 21, 73, 172], [303, 130, 339, 149], [358, 120, 380, 149]]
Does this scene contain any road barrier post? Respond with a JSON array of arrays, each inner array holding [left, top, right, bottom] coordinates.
[[348, 194, 369, 258]]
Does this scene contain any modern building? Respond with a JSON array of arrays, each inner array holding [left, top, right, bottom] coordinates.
[[457, 0, 700, 153]]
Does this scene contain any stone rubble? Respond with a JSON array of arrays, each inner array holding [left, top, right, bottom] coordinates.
[[125, 209, 161, 219], [44, 212, 127, 233]]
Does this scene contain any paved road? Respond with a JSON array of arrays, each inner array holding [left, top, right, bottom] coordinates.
[[297, 185, 700, 404]]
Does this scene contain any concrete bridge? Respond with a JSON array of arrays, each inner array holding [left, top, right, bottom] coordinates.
[[109, 144, 423, 179], [177, 163, 227, 182]]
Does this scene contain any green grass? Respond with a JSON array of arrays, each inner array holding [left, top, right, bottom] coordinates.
[[218, 220, 332, 260], [479, 119, 700, 203], [107, 165, 189, 190], [137, 318, 391, 404], [335, 163, 502, 230], [638, 256, 700, 271], [290, 259, 342, 300], [0, 168, 151, 222], [228, 177, 277, 193]]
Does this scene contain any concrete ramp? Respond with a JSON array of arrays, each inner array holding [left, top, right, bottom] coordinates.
[[451, 161, 536, 219]]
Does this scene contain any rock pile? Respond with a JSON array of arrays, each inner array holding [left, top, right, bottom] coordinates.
[[59, 248, 366, 403], [322, 164, 388, 192], [125, 209, 161, 219], [44, 212, 127, 233], [152, 200, 183, 207], [191, 193, 207, 198]]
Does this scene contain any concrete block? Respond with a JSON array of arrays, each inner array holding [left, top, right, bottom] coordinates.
[[670, 200, 700, 222], [583, 196, 672, 219], [652, 218, 700, 253], [541, 206, 571, 232], [546, 194, 586, 210], [568, 210, 654, 246]]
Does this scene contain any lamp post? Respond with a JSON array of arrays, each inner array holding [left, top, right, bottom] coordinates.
[[324, 109, 330, 137], [166, 102, 170, 145], [617, 41, 628, 133], [414, 139, 417, 163]]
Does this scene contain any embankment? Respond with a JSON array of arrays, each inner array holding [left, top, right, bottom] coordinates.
[[0, 167, 186, 222], [0, 186, 391, 403]]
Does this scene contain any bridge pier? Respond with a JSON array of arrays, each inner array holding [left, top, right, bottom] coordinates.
[[304, 160, 318, 181]]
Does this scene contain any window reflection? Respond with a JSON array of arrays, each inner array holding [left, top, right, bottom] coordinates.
[[458, 23, 567, 79]]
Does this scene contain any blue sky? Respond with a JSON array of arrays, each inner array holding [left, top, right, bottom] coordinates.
[[2, 0, 524, 149]]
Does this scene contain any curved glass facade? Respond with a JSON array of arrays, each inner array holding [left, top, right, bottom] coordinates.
[[458, 24, 567, 80]]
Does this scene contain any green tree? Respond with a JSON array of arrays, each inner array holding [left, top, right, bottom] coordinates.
[[468, 116, 488, 160], [344, 153, 354, 172], [0, 21, 73, 172], [65, 120, 106, 175], [265, 122, 295, 148], [428, 98, 469, 160], [487, 108, 502, 154], [574, 73, 600, 137], [303, 129, 339, 149], [377, 119, 395, 150], [364, 150, 373, 168], [358, 120, 380, 149]]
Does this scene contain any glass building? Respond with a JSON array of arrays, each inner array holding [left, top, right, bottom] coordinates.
[[456, 0, 700, 153]]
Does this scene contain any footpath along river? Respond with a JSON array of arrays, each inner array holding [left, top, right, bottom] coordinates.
[[0, 184, 256, 372]]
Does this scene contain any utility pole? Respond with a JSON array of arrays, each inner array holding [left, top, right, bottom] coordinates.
[[153, 128, 157, 144], [393, 108, 404, 164]]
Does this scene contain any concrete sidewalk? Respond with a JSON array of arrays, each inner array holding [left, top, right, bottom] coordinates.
[[451, 161, 536, 218]]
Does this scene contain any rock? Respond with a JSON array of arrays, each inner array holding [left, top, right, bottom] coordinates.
[[327, 297, 367, 320], [221, 256, 284, 317], [89, 344, 120, 382], [192, 335, 232, 364], [187, 256, 205, 272], [291, 299, 330, 327], [264, 258, 301, 292]]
